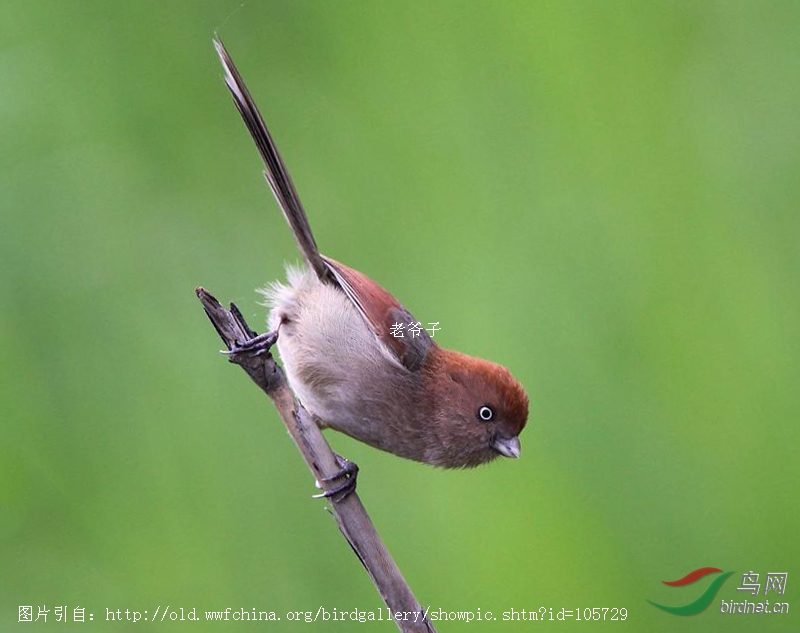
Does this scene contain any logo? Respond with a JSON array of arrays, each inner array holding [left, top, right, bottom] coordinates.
[[648, 567, 734, 616]]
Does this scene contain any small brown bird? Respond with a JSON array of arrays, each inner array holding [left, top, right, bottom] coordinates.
[[214, 39, 528, 470]]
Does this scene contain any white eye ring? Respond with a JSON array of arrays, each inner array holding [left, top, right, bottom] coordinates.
[[478, 406, 494, 421]]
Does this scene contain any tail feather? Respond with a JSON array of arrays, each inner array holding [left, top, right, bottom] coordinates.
[[214, 37, 330, 282]]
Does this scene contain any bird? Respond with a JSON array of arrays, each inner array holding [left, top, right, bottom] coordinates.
[[213, 38, 528, 473]]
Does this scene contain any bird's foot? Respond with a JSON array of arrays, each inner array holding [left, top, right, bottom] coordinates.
[[222, 330, 278, 359], [313, 454, 359, 503]]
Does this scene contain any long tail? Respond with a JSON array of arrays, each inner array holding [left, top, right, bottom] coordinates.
[[214, 37, 330, 281]]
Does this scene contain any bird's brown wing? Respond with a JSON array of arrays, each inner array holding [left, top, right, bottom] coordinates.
[[323, 257, 435, 372]]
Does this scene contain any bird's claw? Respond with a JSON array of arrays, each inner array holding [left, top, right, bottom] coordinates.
[[222, 330, 278, 359], [313, 454, 359, 502]]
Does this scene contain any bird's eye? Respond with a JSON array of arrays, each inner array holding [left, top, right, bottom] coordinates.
[[478, 405, 494, 421]]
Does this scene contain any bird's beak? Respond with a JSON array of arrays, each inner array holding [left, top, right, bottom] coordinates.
[[492, 435, 521, 459]]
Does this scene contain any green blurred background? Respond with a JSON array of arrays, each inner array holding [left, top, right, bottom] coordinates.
[[2, 1, 798, 631]]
